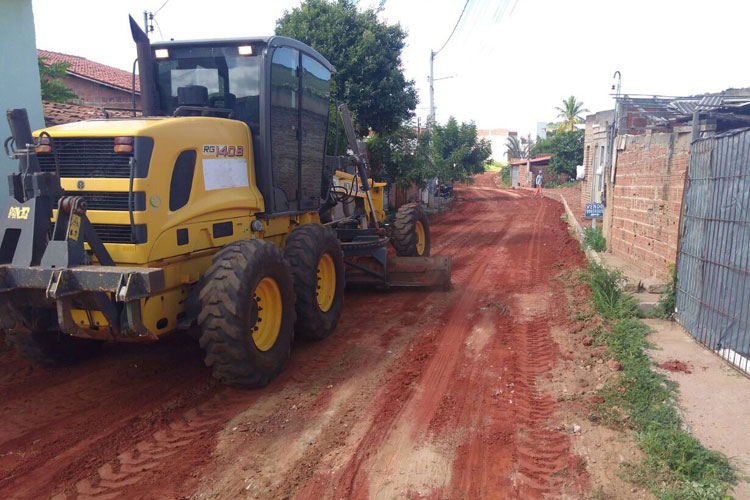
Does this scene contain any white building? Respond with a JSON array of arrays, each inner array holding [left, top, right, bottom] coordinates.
[[476, 128, 517, 162]]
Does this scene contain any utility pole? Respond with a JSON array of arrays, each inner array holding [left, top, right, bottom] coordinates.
[[429, 50, 435, 126], [143, 10, 154, 38]]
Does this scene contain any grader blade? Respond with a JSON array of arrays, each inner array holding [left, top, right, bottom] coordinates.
[[345, 255, 452, 288]]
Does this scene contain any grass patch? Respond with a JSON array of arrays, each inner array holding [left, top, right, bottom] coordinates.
[[586, 263, 638, 319], [582, 226, 607, 252], [546, 179, 579, 188], [585, 264, 737, 499], [485, 160, 506, 172], [499, 167, 511, 187], [650, 265, 677, 320]]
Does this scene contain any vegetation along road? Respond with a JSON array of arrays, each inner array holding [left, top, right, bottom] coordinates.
[[0, 173, 592, 499]]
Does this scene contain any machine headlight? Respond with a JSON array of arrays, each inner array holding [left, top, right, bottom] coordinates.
[[114, 136, 134, 154], [34, 136, 52, 154]]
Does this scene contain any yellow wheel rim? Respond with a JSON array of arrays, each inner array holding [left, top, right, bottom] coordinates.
[[317, 253, 336, 312], [415, 220, 426, 255], [251, 277, 283, 352]]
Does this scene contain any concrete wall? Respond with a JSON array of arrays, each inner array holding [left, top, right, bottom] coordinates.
[[608, 131, 691, 280], [64, 76, 141, 109], [581, 110, 613, 208], [0, 0, 45, 206]]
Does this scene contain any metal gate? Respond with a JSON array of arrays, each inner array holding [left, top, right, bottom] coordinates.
[[676, 127, 750, 374]]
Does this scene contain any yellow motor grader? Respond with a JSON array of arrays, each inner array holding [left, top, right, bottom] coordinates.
[[0, 17, 450, 387]]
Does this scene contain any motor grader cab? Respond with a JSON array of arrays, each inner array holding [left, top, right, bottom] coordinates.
[[0, 17, 450, 387]]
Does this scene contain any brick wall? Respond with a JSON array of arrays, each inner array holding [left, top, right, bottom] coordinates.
[[64, 76, 140, 108], [609, 131, 690, 280]]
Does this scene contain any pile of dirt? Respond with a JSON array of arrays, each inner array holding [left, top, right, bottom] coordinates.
[[658, 359, 693, 374]]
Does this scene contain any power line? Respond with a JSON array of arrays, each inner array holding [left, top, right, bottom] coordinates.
[[452, 0, 482, 48], [153, 17, 164, 40], [153, 0, 171, 15], [434, 0, 470, 56]]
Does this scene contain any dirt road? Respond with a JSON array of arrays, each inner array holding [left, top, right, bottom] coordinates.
[[0, 173, 587, 499]]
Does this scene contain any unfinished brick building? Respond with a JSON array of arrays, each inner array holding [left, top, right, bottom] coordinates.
[[583, 94, 750, 281]]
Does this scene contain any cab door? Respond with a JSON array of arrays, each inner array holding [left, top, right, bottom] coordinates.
[[269, 47, 300, 212]]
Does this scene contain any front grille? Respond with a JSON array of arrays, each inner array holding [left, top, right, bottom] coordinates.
[[91, 224, 147, 244], [38, 137, 132, 178], [53, 191, 145, 212]]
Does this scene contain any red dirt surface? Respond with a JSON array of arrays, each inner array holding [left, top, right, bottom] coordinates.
[[0, 173, 588, 499], [658, 359, 693, 374]]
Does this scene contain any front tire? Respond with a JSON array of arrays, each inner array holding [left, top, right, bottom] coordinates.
[[198, 240, 296, 388], [391, 203, 431, 257], [284, 224, 345, 341]]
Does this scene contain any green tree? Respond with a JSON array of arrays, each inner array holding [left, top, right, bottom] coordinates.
[[367, 125, 430, 188], [368, 118, 491, 188], [532, 129, 583, 178], [276, 0, 417, 135], [38, 57, 78, 103], [428, 117, 492, 183], [554, 95, 588, 132]]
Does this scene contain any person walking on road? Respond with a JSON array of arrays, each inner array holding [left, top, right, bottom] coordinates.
[[533, 171, 543, 198]]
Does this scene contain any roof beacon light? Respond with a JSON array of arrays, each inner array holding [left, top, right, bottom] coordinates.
[[238, 45, 253, 56], [155, 48, 170, 59]]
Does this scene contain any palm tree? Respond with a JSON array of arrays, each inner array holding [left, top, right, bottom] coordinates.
[[555, 96, 589, 132], [505, 135, 524, 161]]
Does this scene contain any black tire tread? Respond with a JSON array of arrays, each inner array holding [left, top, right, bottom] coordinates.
[[284, 224, 345, 341], [197, 239, 295, 388], [391, 203, 431, 257]]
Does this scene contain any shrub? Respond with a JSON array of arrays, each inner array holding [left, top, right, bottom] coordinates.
[[586, 262, 638, 319], [653, 266, 677, 320], [583, 226, 606, 252]]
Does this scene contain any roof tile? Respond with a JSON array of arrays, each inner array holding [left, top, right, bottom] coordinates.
[[38, 49, 140, 93], [43, 101, 138, 127]]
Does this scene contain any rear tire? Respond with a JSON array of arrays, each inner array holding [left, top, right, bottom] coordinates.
[[5, 330, 102, 366], [284, 224, 345, 340], [198, 239, 296, 388], [391, 203, 431, 257]]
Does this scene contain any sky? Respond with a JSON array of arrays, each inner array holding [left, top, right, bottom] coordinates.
[[32, 0, 750, 138]]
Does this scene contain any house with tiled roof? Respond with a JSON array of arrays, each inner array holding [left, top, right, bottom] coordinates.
[[508, 154, 553, 188], [38, 49, 140, 109]]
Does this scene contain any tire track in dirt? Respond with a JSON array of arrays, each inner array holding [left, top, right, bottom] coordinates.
[[509, 201, 577, 497], [285, 176, 532, 499], [191, 183, 515, 500], [299, 175, 587, 500]]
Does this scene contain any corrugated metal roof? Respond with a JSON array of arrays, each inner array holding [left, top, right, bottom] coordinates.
[[668, 100, 697, 114], [697, 94, 724, 110]]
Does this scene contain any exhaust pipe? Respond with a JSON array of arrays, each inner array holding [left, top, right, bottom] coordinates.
[[128, 15, 159, 116]]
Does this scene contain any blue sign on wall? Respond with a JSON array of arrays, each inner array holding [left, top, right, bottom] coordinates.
[[585, 203, 604, 218]]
